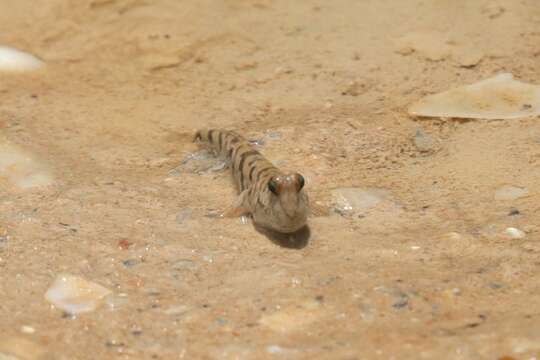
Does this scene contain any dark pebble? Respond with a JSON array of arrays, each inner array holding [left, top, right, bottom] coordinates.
[[123, 259, 139, 267], [488, 282, 504, 290], [508, 208, 520, 216], [392, 293, 409, 309], [105, 340, 125, 348]]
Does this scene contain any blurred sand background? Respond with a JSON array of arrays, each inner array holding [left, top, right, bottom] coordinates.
[[0, 0, 539, 359]]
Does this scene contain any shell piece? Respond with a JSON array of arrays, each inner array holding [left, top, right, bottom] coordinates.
[[409, 73, 540, 119], [331, 187, 388, 215], [0, 140, 53, 189], [45, 274, 111, 315], [0, 46, 44, 72], [494, 185, 529, 201], [505, 227, 525, 239]]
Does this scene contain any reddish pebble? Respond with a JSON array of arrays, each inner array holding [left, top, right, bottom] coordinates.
[[128, 277, 144, 288], [118, 239, 131, 250]]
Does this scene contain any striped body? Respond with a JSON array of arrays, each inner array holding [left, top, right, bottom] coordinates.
[[194, 129, 309, 233]]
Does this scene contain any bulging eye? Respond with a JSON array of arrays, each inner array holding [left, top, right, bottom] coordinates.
[[297, 174, 305, 191], [268, 178, 279, 195]]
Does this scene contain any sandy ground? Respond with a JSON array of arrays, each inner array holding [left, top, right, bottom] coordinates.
[[1, 0, 540, 359]]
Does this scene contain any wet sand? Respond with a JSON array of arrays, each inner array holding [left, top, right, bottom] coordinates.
[[1, 0, 539, 359]]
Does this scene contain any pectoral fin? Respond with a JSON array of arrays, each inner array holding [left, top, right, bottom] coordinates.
[[221, 190, 250, 218]]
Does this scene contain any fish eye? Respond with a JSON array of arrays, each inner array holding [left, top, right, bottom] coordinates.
[[268, 178, 279, 195], [297, 174, 305, 190]]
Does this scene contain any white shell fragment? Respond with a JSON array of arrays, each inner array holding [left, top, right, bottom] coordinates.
[[409, 73, 540, 119], [332, 187, 387, 215], [0, 140, 53, 189], [0, 46, 44, 72], [504, 227, 526, 239], [494, 185, 529, 201], [45, 274, 111, 315]]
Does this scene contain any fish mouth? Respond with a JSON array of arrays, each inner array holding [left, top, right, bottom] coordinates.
[[253, 210, 306, 233], [283, 209, 297, 218]]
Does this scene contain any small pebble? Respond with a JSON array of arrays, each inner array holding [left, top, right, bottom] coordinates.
[[122, 259, 139, 267], [20, 325, 35, 334], [274, 66, 293, 75], [508, 208, 520, 216], [235, 61, 258, 71], [494, 185, 528, 201], [504, 227, 525, 239], [164, 305, 189, 315], [171, 259, 198, 270], [488, 283, 504, 290], [248, 138, 265, 147], [266, 345, 286, 354], [341, 81, 366, 96], [105, 340, 125, 348], [265, 131, 282, 140], [145, 288, 160, 296], [215, 318, 228, 326], [117, 239, 132, 250], [414, 129, 436, 153], [175, 208, 193, 224], [205, 209, 222, 218], [392, 293, 409, 309]]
